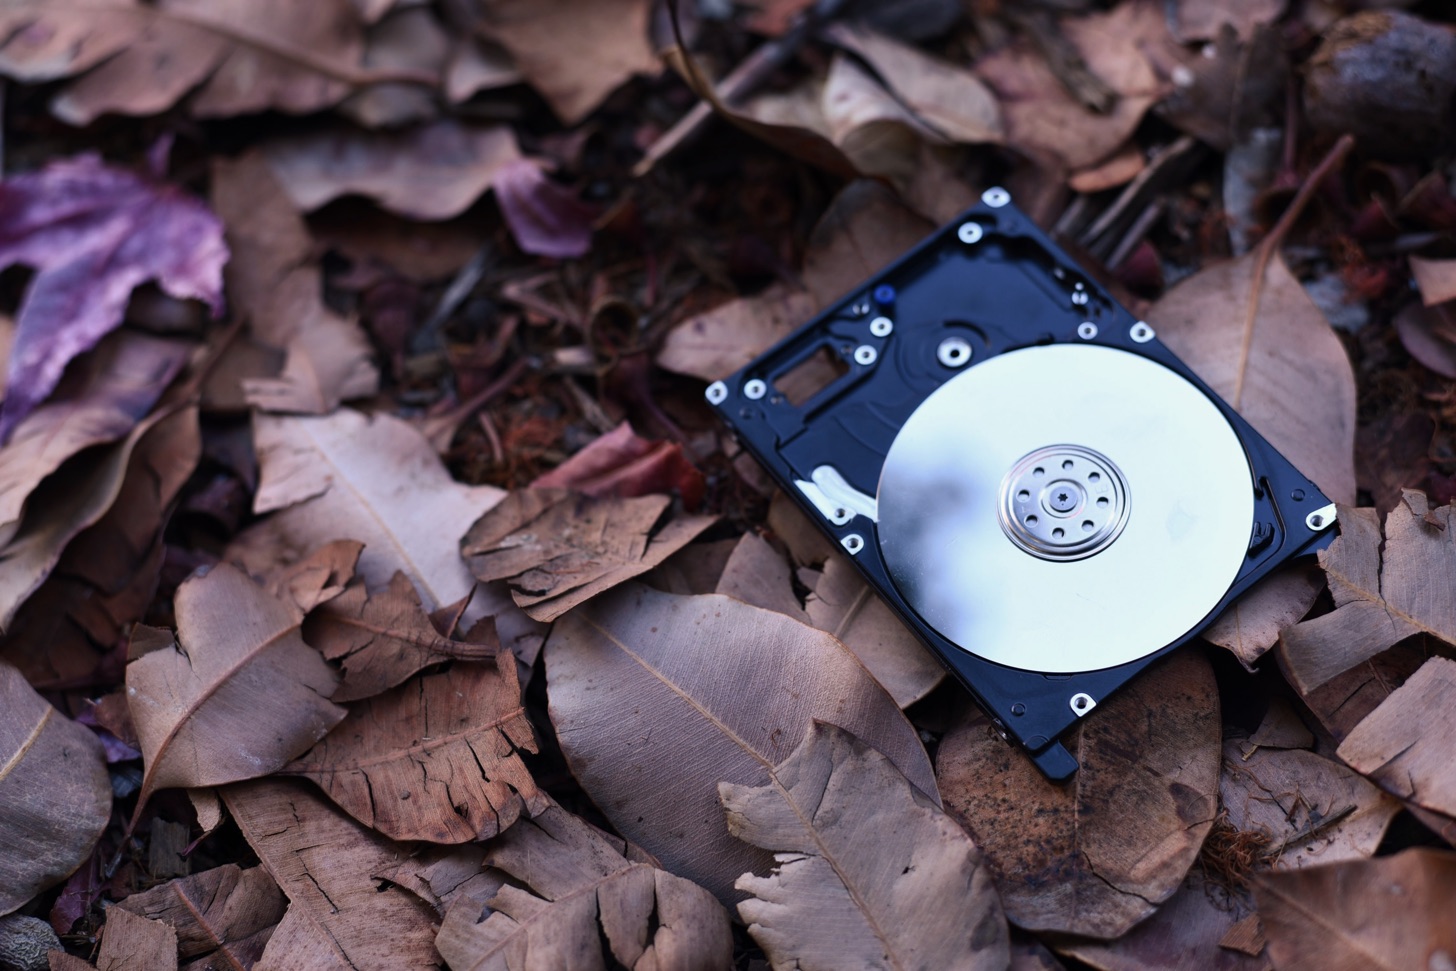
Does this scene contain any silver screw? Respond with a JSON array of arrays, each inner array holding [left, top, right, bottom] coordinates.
[[1077, 322, 1098, 340], [1130, 321, 1155, 343], [982, 187, 1011, 208], [1069, 692, 1097, 716], [705, 381, 728, 404], [937, 337, 972, 367], [958, 222, 984, 244], [870, 316, 893, 337], [841, 533, 865, 554], [853, 345, 878, 366], [744, 378, 767, 399]]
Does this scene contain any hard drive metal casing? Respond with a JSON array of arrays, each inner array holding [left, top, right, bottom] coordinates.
[[708, 189, 1337, 781]]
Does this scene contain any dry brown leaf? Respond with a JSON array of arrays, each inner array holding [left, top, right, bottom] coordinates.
[[471, 0, 659, 125], [802, 180, 934, 309], [655, 45, 859, 181], [0, 331, 189, 547], [656, 283, 816, 383], [125, 563, 345, 805], [722, 721, 1008, 971], [1280, 496, 1455, 693], [70, 907, 178, 971], [1, 404, 199, 689], [823, 24, 1003, 145], [435, 804, 734, 971], [460, 489, 715, 623], [768, 490, 837, 568], [308, 572, 498, 703], [545, 583, 937, 904], [338, 6, 447, 128], [376, 845, 502, 917], [224, 778, 439, 971], [1410, 256, 1456, 306], [974, 0, 1163, 172], [802, 555, 944, 708], [713, 533, 809, 624], [0, 663, 111, 916], [265, 540, 362, 616], [1393, 302, 1456, 380], [210, 153, 378, 415], [0, 403, 188, 633], [936, 650, 1221, 939], [261, 122, 522, 221], [1150, 237, 1356, 667], [1337, 656, 1456, 820], [0, 0, 380, 124], [1058, 870, 1269, 971], [1244, 698, 1314, 752], [1254, 848, 1456, 971], [283, 654, 546, 843], [1167, 0, 1286, 42], [1221, 742, 1399, 869], [229, 408, 545, 663], [117, 864, 286, 970]]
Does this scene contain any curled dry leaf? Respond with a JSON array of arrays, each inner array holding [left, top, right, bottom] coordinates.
[[210, 153, 378, 415], [470, 0, 660, 125], [802, 555, 943, 708], [0, 663, 111, 916], [0, 154, 224, 439], [261, 121, 522, 222], [308, 572, 498, 703], [936, 650, 1221, 939], [50, 907, 177, 971], [435, 804, 734, 971], [722, 721, 1009, 971], [545, 583, 937, 904], [1393, 302, 1456, 380], [460, 489, 716, 623], [1280, 495, 1455, 693], [1167, 0, 1285, 42], [117, 864, 286, 970], [125, 562, 346, 805], [1337, 656, 1456, 820], [224, 778, 439, 971], [265, 539, 363, 616], [377, 844, 503, 917], [1409, 256, 1456, 306], [0, 404, 193, 634], [283, 654, 547, 844], [1, 400, 198, 689], [0, 0, 373, 124], [529, 421, 706, 509], [1254, 848, 1456, 971], [1150, 230, 1357, 666], [0, 331, 189, 547], [657, 283, 816, 384], [1221, 741, 1399, 870], [493, 158, 599, 260]]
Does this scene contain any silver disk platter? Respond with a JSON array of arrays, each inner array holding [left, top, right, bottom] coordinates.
[[711, 189, 1337, 780]]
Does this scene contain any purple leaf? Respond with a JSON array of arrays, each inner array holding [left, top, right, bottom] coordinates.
[[0, 153, 227, 440], [494, 158, 598, 259]]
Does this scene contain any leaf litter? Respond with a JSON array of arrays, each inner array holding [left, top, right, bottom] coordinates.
[[3, 1, 1456, 968]]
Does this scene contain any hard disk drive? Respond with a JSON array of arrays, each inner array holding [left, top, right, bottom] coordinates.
[[708, 188, 1338, 781]]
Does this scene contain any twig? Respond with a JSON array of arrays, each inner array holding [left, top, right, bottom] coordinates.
[[411, 245, 492, 355], [1232, 133, 1355, 408]]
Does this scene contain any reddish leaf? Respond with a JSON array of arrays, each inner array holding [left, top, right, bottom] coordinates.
[[494, 159, 598, 259], [0, 154, 225, 439], [529, 421, 705, 508]]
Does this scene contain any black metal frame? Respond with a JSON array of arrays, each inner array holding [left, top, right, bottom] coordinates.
[[710, 194, 1335, 780]]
